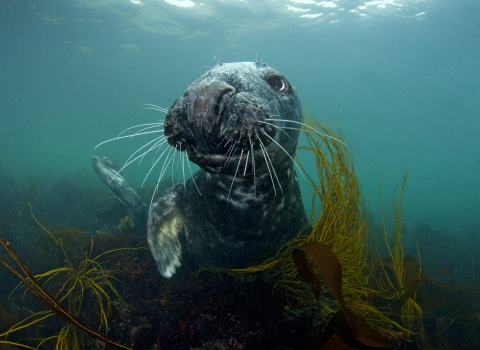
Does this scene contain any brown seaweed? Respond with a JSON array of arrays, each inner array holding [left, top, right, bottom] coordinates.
[[293, 241, 391, 349], [0, 236, 132, 350]]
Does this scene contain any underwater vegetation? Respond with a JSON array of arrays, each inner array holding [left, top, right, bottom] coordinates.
[[0, 207, 136, 349], [404, 222, 479, 285], [0, 115, 478, 349], [197, 115, 480, 349], [0, 172, 115, 247], [199, 115, 421, 346]]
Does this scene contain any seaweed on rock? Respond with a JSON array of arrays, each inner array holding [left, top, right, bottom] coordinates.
[[0, 206, 136, 350]]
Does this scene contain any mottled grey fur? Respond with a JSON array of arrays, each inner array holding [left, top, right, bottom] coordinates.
[[148, 62, 309, 277]]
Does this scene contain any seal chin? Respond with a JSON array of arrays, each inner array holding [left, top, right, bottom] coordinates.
[[187, 150, 251, 174], [187, 152, 233, 174], [187, 146, 285, 175]]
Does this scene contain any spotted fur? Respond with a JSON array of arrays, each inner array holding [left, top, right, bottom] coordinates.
[[148, 62, 309, 277]]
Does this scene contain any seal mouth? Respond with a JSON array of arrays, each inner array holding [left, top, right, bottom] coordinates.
[[186, 147, 280, 175], [170, 118, 279, 174]]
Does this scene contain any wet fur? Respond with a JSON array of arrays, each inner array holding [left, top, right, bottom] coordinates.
[[146, 62, 309, 277]]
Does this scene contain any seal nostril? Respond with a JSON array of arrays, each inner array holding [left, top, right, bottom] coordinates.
[[186, 81, 234, 134]]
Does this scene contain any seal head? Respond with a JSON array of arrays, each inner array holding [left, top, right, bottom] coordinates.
[[148, 62, 309, 277]]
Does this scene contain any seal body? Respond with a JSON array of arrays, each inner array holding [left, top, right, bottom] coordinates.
[[148, 62, 309, 277]]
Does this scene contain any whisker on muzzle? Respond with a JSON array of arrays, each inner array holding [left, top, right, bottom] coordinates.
[[106, 136, 166, 185], [95, 129, 163, 149], [150, 147, 175, 210], [265, 118, 346, 146], [228, 149, 244, 198], [137, 104, 169, 114], [257, 120, 293, 141], [186, 156, 202, 196], [243, 150, 250, 176], [249, 134, 256, 197], [258, 135, 282, 196], [142, 143, 171, 188], [117, 122, 164, 137], [263, 132, 305, 181]]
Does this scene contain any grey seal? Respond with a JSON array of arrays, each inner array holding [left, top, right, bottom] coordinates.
[[94, 62, 310, 278]]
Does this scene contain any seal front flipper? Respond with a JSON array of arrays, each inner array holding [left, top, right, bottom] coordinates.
[[147, 190, 184, 278], [92, 156, 146, 216]]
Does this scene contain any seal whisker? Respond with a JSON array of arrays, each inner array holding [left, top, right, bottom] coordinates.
[[225, 146, 237, 167], [124, 136, 164, 167], [179, 143, 186, 188], [156, 147, 175, 190], [225, 143, 235, 157], [138, 104, 169, 113], [138, 137, 168, 164], [115, 136, 165, 178], [223, 134, 243, 167], [117, 122, 163, 137], [106, 137, 165, 185], [248, 134, 256, 197], [176, 144, 183, 185], [259, 100, 277, 109], [262, 133, 305, 180], [150, 148, 175, 210], [95, 129, 163, 149], [172, 147, 178, 187], [265, 118, 346, 145], [141, 144, 171, 188], [224, 142, 237, 167], [186, 157, 202, 196], [259, 137, 283, 195], [228, 149, 243, 198], [243, 150, 250, 176], [217, 137, 227, 148], [257, 121, 293, 141], [258, 137, 278, 196], [129, 125, 164, 138], [150, 139, 170, 166], [268, 124, 332, 138], [172, 144, 184, 188], [141, 107, 168, 113]]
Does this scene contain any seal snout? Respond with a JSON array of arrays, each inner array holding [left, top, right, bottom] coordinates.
[[187, 80, 234, 134], [164, 81, 235, 154]]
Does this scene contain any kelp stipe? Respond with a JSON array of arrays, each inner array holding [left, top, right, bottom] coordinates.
[[0, 205, 134, 350]]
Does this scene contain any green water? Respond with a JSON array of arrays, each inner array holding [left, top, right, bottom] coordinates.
[[1, 0, 479, 240]]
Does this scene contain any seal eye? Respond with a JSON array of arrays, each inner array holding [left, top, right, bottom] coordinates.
[[266, 75, 287, 92]]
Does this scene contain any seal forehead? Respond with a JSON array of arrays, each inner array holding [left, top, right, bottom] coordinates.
[[201, 62, 274, 79], [193, 62, 286, 96]]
